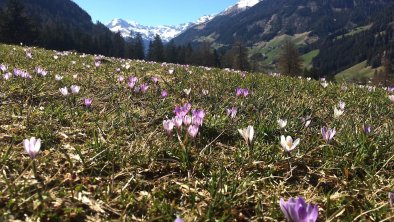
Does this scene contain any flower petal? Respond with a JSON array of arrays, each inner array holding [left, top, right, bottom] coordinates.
[[291, 138, 300, 150], [279, 198, 292, 221]]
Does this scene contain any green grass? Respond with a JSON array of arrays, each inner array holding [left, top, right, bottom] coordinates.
[[0, 44, 393, 221], [336, 24, 373, 40], [335, 60, 381, 82], [249, 32, 319, 71], [302, 49, 319, 69]]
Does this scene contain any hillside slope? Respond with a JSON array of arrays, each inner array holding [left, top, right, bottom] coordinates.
[[0, 43, 393, 221], [0, 0, 130, 58], [173, 0, 394, 77]]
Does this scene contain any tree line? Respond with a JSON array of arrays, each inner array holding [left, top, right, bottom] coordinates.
[[0, 0, 144, 59]]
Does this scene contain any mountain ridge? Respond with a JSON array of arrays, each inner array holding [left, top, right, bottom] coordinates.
[[106, 15, 215, 43]]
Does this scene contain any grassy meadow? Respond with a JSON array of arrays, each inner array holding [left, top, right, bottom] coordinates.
[[0, 44, 393, 221]]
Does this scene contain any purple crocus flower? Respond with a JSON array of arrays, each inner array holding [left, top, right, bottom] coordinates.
[[321, 127, 336, 143], [173, 116, 183, 128], [389, 192, 394, 208], [128, 76, 138, 83], [280, 197, 318, 222], [161, 90, 168, 98], [174, 217, 184, 222], [192, 109, 205, 119], [128, 81, 136, 89], [3, 72, 11, 80], [183, 115, 192, 126], [227, 107, 237, 119], [187, 125, 199, 138], [363, 125, 371, 134], [236, 88, 243, 97], [118, 75, 125, 82], [95, 60, 101, 68], [163, 120, 174, 135], [242, 89, 249, 97], [0, 64, 8, 72], [192, 116, 203, 126], [84, 98, 93, 107], [175, 103, 191, 117], [115, 68, 121, 73], [140, 83, 149, 93], [151, 76, 158, 83]]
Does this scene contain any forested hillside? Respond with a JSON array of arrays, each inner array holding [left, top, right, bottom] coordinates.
[[0, 0, 141, 58]]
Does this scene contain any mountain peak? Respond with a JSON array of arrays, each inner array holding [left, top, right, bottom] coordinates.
[[236, 0, 261, 9], [106, 15, 215, 42]]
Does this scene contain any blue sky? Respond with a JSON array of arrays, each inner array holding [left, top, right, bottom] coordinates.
[[73, 0, 239, 26]]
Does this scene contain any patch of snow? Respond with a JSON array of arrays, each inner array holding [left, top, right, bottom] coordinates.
[[237, 0, 261, 9], [106, 15, 215, 42]]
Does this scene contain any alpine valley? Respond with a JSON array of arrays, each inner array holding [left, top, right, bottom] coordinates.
[[108, 0, 394, 80]]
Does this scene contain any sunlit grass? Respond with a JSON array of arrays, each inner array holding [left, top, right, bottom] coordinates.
[[0, 44, 393, 221]]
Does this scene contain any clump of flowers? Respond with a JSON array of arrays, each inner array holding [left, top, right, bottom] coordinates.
[[35, 66, 48, 76], [128, 76, 138, 89], [280, 197, 318, 222], [236, 88, 249, 97], [14, 68, 32, 79], [163, 103, 206, 138]]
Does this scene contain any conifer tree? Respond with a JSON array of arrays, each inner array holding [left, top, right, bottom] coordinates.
[[133, 33, 145, 60], [278, 39, 303, 76], [148, 34, 165, 62], [0, 0, 37, 44]]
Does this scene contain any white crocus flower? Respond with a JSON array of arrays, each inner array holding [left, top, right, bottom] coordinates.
[[334, 107, 344, 118], [59, 87, 68, 96], [389, 95, 394, 103], [277, 119, 287, 129], [280, 135, 300, 152], [70, 85, 80, 94], [23, 137, 41, 159], [183, 88, 191, 95], [238, 125, 254, 146]]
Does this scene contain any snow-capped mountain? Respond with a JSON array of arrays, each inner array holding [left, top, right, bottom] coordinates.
[[107, 15, 214, 42], [221, 0, 263, 15], [237, 0, 261, 8], [106, 0, 260, 42]]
